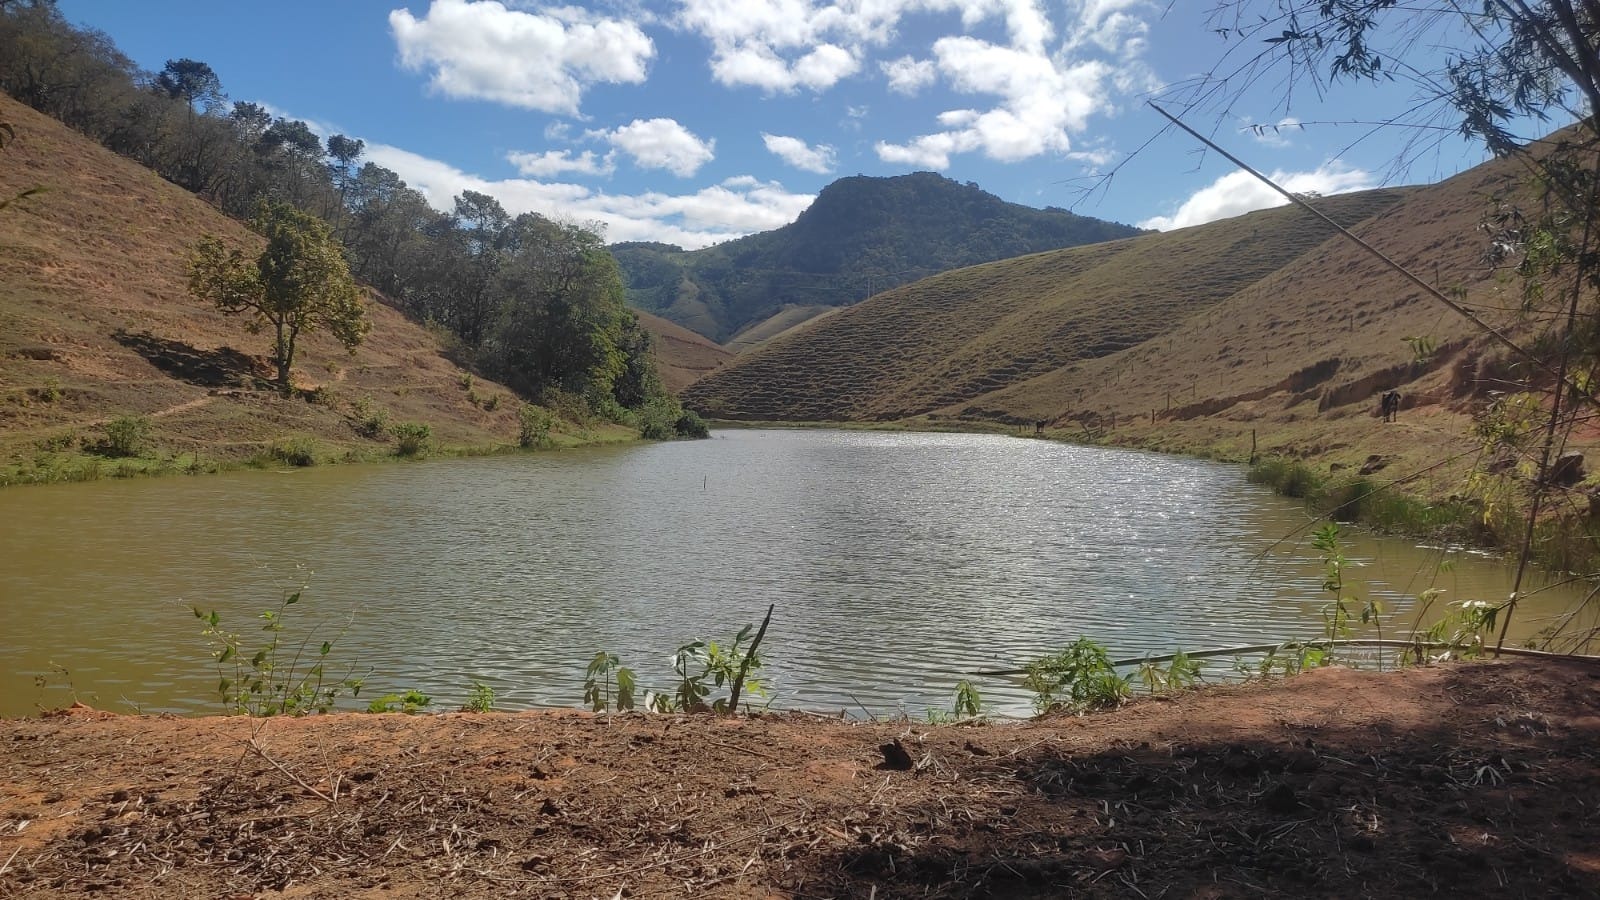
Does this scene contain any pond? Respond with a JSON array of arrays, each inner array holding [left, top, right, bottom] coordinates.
[[0, 428, 1587, 718]]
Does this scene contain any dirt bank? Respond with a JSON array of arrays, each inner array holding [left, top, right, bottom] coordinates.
[[2, 658, 1597, 899]]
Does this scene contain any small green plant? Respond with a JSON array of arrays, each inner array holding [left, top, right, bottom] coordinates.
[[34, 377, 63, 404], [650, 619, 770, 714], [390, 421, 431, 457], [306, 384, 338, 407], [462, 680, 496, 712], [953, 679, 982, 718], [352, 395, 389, 438], [458, 372, 474, 391], [193, 591, 364, 716], [483, 393, 502, 411], [583, 652, 637, 712], [466, 388, 481, 407], [518, 404, 554, 449], [366, 689, 431, 714], [1022, 637, 1129, 714], [101, 415, 152, 458], [1404, 593, 1499, 663], [1135, 651, 1204, 693]]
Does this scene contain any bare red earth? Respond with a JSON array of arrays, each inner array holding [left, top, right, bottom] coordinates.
[[1, 658, 1597, 898]]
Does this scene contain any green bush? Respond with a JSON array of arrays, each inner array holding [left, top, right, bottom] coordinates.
[[269, 437, 318, 467], [637, 398, 680, 440], [101, 415, 151, 458], [518, 404, 554, 449], [1247, 456, 1320, 499], [674, 409, 710, 438], [390, 421, 431, 457], [351, 395, 389, 438]]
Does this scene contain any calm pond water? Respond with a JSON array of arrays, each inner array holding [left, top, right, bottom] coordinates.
[[0, 429, 1589, 718]]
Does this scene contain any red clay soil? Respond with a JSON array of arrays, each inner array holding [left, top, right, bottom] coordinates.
[[1, 658, 1597, 899]]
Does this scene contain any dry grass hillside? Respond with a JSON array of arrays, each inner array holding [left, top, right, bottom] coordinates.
[[685, 189, 1410, 421], [0, 95, 648, 479], [683, 148, 1581, 492], [634, 308, 733, 393]]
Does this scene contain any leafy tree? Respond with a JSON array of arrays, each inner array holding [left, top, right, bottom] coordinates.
[[488, 215, 628, 400], [189, 202, 367, 391]]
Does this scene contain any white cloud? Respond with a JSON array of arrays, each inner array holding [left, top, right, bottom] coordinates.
[[876, 36, 1113, 168], [590, 118, 715, 177], [762, 133, 837, 173], [882, 55, 937, 94], [364, 143, 811, 249], [389, 0, 654, 114], [1138, 163, 1375, 231], [506, 149, 614, 177]]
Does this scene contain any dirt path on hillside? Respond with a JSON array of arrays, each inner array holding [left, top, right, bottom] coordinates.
[[1, 658, 1597, 899]]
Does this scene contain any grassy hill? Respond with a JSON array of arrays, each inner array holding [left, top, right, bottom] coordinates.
[[0, 94, 638, 482], [634, 309, 734, 392], [684, 149, 1573, 503], [613, 172, 1143, 342]]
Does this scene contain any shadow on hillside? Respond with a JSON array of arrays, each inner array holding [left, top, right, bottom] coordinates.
[[787, 663, 1600, 899], [114, 330, 267, 387]]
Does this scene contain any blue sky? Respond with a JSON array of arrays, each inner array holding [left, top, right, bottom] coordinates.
[[57, 0, 1505, 249]]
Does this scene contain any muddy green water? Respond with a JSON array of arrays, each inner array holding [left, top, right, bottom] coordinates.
[[0, 429, 1589, 718]]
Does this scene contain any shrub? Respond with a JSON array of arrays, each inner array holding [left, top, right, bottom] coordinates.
[[390, 421, 431, 457], [637, 398, 680, 440], [101, 415, 151, 458], [351, 395, 389, 438], [674, 409, 710, 438], [1247, 456, 1320, 499], [306, 384, 338, 407], [269, 437, 318, 467], [518, 404, 554, 449]]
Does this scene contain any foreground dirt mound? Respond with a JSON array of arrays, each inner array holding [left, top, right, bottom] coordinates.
[[1, 658, 1597, 898]]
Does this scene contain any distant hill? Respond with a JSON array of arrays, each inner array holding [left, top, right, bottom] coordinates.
[[612, 172, 1144, 343], [633, 309, 734, 393], [682, 146, 1564, 488]]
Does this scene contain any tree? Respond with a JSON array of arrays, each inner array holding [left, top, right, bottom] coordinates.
[[488, 215, 628, 400], [189, 202, 368, 392], [153, 58, 224, 112]]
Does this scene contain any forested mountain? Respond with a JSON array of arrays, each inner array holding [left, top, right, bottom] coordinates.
[[612, 173, 1143, 342]]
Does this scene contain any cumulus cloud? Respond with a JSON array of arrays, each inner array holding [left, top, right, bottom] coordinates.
[[762, 133, 837, 173], [876, 37, 1112, 169], [881, 55, 936, 94], [364, 143, 810, 249], [1138, 163, 1374, 231], [589, 118, 715, 177], [390, 0, 654, 114], [506, 149, 614, 177]]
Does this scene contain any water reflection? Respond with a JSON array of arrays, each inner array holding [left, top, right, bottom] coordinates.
[[0, 429, 1589, 717]]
